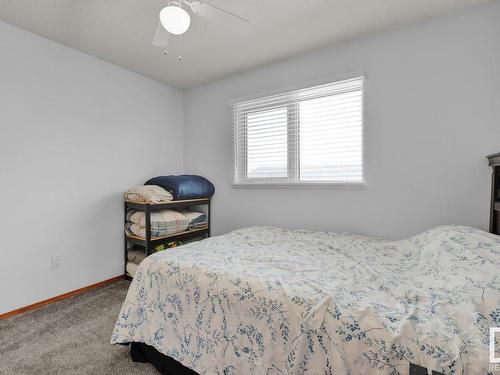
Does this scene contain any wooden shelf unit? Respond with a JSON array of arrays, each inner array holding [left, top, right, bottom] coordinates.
[[487, 152, 500, 235], [124, 198, 211, 278]]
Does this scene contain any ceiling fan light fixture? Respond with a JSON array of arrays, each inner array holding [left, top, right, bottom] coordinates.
[[160, 4, 191, 35]]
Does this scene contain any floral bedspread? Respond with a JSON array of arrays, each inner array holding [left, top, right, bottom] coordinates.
[[112, 225, 500, 374]]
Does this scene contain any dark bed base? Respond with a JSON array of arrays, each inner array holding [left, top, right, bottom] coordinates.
[[409, 363, 445, 375], [130, 342, 443, 375], [130, 342, 199, 375]]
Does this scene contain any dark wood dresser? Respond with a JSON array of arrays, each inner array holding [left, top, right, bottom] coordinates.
[[487, 152, 500, 235]]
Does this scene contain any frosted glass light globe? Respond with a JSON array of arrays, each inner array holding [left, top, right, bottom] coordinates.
[[160, 5, 191, 35]]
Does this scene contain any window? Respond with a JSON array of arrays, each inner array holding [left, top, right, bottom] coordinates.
[[233, 77, 364, 185]]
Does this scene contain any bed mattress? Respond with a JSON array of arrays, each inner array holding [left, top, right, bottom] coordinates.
[[112, 225, 500, 374]]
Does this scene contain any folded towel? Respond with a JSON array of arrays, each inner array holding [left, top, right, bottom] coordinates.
[[189, 222, 208, 229], [145, 175, 215, 200], [179, 210, 208, 229], [124, 185, 173, 203], [126, 262, 139, 277], [127, 249, 147, 264]]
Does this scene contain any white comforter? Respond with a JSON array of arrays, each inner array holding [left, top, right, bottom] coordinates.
[[112, 226, 500, 374]]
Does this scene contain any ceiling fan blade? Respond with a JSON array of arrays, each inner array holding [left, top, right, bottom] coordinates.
[[189, 1, 251, 32], [152, 21, 170, 47]]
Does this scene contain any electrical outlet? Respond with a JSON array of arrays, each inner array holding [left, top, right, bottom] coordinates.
[[51, 256, 62, 269]]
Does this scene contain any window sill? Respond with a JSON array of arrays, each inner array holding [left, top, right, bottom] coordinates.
[[232, 181, 366, 188]]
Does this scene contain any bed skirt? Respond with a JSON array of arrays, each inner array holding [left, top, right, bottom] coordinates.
[[130, 342, 199, 375]]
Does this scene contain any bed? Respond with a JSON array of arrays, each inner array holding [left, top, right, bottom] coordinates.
[[111, 225, 500, 374]]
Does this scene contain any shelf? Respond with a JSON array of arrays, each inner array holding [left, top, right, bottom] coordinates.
[[124, 197, 211, 276], [125, 225, 209, 246], [125, 198, 210, 211]]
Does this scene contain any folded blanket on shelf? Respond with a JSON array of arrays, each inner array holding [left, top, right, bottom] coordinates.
[[124, 185, 173, 203], [179, 210, 208, 229], [126, 262, 138, 277], [127, 249, 147, 264], [125, 210, 189, 238], [145, 175, 215, 200]]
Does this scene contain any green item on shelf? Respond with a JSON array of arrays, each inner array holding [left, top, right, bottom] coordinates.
[[155, 241, 182, 252]]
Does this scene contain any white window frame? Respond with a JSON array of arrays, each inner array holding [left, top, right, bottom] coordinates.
[[232, 76, 365, 187]]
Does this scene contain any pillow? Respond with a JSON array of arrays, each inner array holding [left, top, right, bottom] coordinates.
[[126, 210, 189, 238], [127, 209, 187, 227]]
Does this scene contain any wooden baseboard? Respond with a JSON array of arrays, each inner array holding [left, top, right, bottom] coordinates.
[[0, 275, 125, 320]]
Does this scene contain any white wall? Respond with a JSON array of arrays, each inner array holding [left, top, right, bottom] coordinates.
[[0, 22, 184, 314], [184, 1, 500, 240]]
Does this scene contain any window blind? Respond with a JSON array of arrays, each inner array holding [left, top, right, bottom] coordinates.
[[232, 76, 364, 185]]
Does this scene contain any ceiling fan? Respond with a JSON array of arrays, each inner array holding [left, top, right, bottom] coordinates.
[[152, 0, 251, 54]]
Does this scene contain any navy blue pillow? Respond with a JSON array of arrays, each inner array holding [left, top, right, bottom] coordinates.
[[145, 175, 215, 200]]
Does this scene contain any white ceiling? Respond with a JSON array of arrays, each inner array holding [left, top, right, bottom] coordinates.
[[0, 0, 491, 89]]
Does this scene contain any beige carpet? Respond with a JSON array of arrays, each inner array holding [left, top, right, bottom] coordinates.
[[0, 280, 158, 375]]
